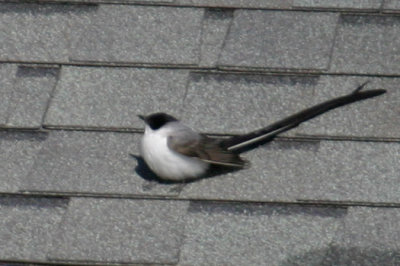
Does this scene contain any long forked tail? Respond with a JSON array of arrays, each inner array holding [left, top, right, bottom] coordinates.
[[223, 82, 386, 152]]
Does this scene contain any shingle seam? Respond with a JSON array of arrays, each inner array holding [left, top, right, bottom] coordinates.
[[0, 60, 201, 69], [67, 60, 200, 68], [0, 0, 391, 13], [0, 258, 171, 266], [217, 66, 400, 76], [48, 257, 176, 265], [382, 0, 400, 14], [1, 127, 399, 142], [6, 192, 400, 208], [291, 7, 383, 13], [383, 9, 400, 14], [190, 69, 400, 78], [3, 62, 400, 77]]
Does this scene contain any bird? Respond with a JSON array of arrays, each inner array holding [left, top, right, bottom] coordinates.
[[138, 82, 386, 181]]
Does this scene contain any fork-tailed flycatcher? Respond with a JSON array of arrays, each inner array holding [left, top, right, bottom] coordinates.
[[139, 82, 386, 181]]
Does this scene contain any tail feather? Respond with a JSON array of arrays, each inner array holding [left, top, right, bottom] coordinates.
[[223, 82, 386, 152]]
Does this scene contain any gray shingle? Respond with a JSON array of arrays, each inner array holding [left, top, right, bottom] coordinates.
[[18, 131, 399, 204], [0, 1, 398, 265], [0, 4, 86, 63], [182, 73, 393, 138], [44, 67, 189, 128], [45, 70, 395, 138], [69, 5, 203, 65], [330, 15, 400, 75], [0, 132, 47, 192], [49, 198, 188, 264], [384, 0, 400, 11], [219, 10, 338, 70], [5, 66, 59, 128], [293, 0, 382, 9], [0, 64, 58, 129], [180, 201, 344, 265], [182, 73, 316, 134], [0, 64, 17, 126], [199, 9, 233, 67], [22, 131, 182, 195], [181, 140, 400, 203], [0, 197, 68, 261], [323, 207, 400, 265], [0, 4, 203, 65]]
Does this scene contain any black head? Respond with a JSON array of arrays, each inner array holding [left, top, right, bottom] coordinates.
[[138, 112, 178, 130]]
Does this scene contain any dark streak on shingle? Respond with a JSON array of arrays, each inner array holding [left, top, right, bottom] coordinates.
[[6, 66, 59, 128]]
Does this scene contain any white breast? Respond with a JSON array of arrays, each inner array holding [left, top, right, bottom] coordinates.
[[140, 125, 209, 180]]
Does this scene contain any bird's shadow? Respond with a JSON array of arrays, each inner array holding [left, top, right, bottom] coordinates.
[[129, 154, 242, 184]]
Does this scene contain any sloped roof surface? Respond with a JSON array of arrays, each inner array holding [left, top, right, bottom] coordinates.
[[0, 1, 399, 265]]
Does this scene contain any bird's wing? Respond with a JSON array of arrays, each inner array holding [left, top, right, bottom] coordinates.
[[167, 126, 247, 168]]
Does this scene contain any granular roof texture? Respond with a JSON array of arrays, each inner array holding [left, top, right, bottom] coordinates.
[[0, 1, 399, 265]]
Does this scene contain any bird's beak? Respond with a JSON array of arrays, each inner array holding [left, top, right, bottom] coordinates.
[[137, 114, 145, 121]]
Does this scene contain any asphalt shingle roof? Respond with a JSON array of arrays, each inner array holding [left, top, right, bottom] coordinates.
[[0, 1, 399, 265]]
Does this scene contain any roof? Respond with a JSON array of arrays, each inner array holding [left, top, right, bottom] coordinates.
[[0, 1, 399, 265]]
